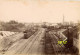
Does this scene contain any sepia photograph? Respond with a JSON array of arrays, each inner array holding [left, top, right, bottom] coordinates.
[[0, 0, 80, 55]]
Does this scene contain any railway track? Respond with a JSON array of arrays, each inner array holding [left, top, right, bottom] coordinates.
[[4, 28, 46, 55], [48, 30, 66, 55], [1, 28, 73, 55], [0, 32, 24, 52], [21, 28, 45, 54]]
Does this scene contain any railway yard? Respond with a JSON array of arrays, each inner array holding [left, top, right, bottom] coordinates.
[[0, 24, 79, 55]]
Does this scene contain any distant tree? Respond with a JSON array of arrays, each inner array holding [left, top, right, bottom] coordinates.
[[0, 20, 25, 32], [7, 20, 18, 24], [78, 21, 80, 32]]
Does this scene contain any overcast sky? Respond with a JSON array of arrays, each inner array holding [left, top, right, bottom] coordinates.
[[0, 0, 80, 23]]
